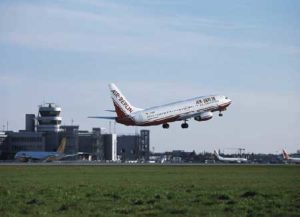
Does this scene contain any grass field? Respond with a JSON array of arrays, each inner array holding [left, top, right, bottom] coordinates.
[[0, 165, 299, 217]]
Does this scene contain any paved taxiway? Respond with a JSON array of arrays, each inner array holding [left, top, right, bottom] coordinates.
[[0, 161, 286, 166]]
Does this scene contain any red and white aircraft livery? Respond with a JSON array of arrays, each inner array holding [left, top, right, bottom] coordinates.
[[282, 149, 300, 163], [89, 83, 232, 129]]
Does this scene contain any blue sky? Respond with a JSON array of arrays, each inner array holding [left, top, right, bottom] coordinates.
[[1, 0, 299, 153]]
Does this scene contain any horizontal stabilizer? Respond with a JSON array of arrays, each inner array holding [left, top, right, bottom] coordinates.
[[88, 116, 116, 120], [105, 109, 116, 112]]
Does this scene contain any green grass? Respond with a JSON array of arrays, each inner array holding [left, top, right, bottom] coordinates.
[[0, 165, 299, 217]]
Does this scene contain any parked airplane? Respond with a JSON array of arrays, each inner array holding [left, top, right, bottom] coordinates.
[[214, 150, 247, 163], [89, 83, 232, 129], [282, 149, 300, 163], [15, 138, 73, 162]]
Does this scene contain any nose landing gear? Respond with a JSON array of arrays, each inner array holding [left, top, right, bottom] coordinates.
[[219, 107, 226, 117]]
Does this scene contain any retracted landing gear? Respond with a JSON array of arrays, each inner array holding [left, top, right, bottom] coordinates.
[[181, 120, 189, 129], [162, 123, 170, 129]]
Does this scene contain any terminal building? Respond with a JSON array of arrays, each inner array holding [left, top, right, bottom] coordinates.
[[78, 128, 104, 160], [117, 130, 150, 162], [0, 103, 150, 162]]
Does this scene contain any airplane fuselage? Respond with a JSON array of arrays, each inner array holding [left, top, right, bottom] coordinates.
[[285, 157, 300, 164], [116, 95, 231, 126], [15, 151, 64, 162], [217, 156, 248, 163]]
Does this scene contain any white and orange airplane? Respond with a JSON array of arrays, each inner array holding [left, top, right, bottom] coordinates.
[[89, 83, 232, 129], [282, 149, 300, 163]]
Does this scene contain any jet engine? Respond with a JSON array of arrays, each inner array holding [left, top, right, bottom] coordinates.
[[194, 111, 213, 121]]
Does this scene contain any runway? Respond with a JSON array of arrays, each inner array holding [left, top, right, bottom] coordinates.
[[0, 161, 287, 166]]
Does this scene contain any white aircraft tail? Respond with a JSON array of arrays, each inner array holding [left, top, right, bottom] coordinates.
[[109, 83, 142, 118], [214, 150, 220, 158], [282, 149, 290, 160]]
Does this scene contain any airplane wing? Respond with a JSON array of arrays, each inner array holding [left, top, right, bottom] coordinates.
[[44, 153, 80, 162], [62, 153, 81, 158], [88, 116, 116, 120], [43, 155, 58, 162]]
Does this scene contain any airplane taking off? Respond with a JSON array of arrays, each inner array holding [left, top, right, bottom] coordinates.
[[89, 83, 231, 129], [15, 138, 73, 162], [214, 150, 248, 163], [282, 149, 300, 163]]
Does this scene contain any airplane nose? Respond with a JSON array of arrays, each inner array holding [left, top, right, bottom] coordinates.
[[224, 96, 232, 106]]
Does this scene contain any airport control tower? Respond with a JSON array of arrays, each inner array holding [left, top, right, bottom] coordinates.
[[37, 103, 62, 132], [37, 103, 62, 151]]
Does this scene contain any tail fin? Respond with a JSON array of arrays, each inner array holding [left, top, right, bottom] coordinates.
[[282, 149, 290, 160], [109, 83, 142, 118], [57, 138, 66, 154], [214, 150, 220, 158]]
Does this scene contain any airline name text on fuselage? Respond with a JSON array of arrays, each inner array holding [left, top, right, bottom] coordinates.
[[196, 96, 216, 105], [111, 90, 133, 113]]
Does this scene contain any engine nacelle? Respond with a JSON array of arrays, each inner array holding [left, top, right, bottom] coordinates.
[[194, 111, 213, 121]]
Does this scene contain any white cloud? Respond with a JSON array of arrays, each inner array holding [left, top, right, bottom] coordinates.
[[2, 1, 295, 58]]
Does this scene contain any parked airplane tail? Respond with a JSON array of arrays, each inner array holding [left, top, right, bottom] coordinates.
[[109, 83, 142, 118], [57, 138, 67, 154], [282, 149, 290, 160], [214, 150, 220, 158]]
